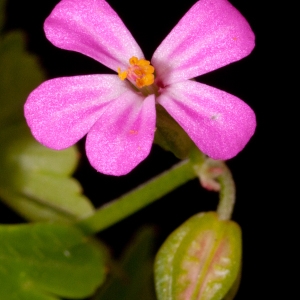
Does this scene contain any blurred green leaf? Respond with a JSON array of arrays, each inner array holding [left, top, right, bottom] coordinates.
[[0, 223, 106, 299], [94, 226, 157, 300], [0, 30, 45, 127], [0, 29, 95, 222], [0, 0, 5, 32], [0, 124, 95, 223]]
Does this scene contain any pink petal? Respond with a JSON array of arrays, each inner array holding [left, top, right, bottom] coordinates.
[[86, 94, 156, 176], [152, 0, 255, 85], [157, 80, 256, 160], [24, 75, 130, 149], [44, 0, 143, 71]]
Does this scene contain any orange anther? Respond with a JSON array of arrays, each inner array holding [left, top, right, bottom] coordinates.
[[118, 57, 155, 88]]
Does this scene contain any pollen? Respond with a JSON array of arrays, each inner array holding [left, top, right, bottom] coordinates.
[[118, 56, 155, 88]]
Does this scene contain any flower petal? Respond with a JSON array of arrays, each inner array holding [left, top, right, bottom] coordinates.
[[86, 94, 156, 175], [157, 80, 256, 160], [44, 0, 143, 71], [24, 75, 129, 149], [152, 0, 255, 85]]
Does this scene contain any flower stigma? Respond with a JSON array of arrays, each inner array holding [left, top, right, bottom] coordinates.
[[118, 57, 158, 96]]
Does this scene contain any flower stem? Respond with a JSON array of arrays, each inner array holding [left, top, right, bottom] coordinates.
[[217, 162, 236, 220], [76, 160, 197, 235], [189, 146, 236, 220]]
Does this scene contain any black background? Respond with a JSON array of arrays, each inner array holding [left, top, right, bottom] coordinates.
[[1, 0, 279, 299]]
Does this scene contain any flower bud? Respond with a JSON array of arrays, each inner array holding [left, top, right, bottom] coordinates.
[[154, 212, 241, 300]]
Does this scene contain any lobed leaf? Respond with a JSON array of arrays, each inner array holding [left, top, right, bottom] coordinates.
[[0, 28, 95, 222], [0, 125, 95, 222], [0, 31, 45, 128]]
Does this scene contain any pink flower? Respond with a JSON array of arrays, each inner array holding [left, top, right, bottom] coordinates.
[[24, 0, 256, 176]]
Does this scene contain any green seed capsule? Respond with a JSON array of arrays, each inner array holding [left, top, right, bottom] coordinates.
[[154, 212, 241, 300]]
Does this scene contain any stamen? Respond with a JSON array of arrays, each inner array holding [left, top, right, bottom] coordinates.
[[117, 68, 128, 80], [118, 56, 155, 88]]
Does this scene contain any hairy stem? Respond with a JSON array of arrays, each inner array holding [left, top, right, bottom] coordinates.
[[76, 159, 197, 235], [217, 162, 236, 220]]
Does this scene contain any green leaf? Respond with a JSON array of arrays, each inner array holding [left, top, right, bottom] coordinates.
[[94, 227, 156, 300], [0, 124, 95, 223], [155, 212, 242, 300], [154, 105, 194, 159], [0, 223, 106, 299], [0, 31, 45, 127], [0, 0, 5, 32]]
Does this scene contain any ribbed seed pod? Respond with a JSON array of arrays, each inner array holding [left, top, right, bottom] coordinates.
[[155, 212, 241, 300]]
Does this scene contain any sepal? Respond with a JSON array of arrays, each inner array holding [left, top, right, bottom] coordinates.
[[154, 104, 194, 159]]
